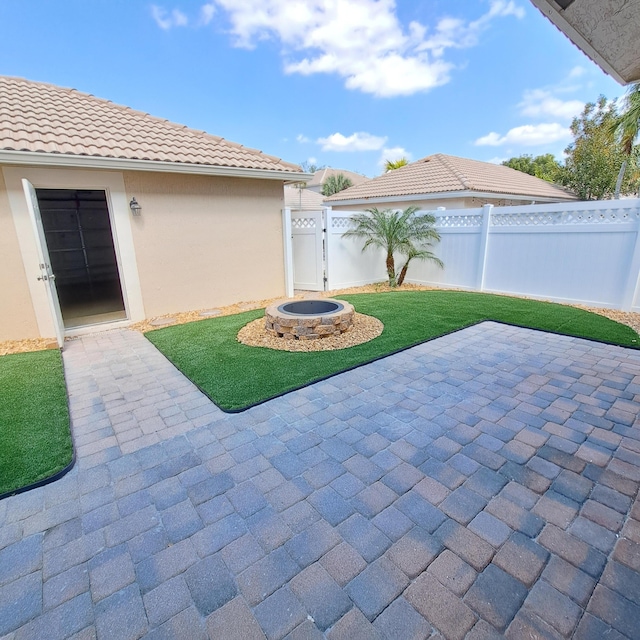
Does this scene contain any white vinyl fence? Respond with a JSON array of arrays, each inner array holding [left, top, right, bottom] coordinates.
[[290, 210, 325, 291], [283, 207, 387, 293], [285, 199, 640, 312], [325, 210, 387, 290]]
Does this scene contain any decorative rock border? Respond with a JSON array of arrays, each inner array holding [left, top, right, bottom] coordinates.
[[264, 298, 355, 340], [238, 313, 383, 352]]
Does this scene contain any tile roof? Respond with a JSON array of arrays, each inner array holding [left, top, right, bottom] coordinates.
[[0, 76, 301, 173], [284, 186, 325, 210], [324, 153, 577, 202], [307, 167, 369, 188]]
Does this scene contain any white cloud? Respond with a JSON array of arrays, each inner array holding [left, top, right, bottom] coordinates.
[[200, 3, 216, 25], [317, 131, 387, 152], [475, 69, 584, 150], [487, 0, 525, 19], [381, 146, 411, 162], [378, 146, 411, 169], [569, 65, 586, 78], [518, 89, 583, 120], [151, 5, 189, 29], [475, 123, 571, 146], [291, 53, 453, 98], [296, 134, 311, 143], [416, 1, 524, 57], [487, 156, 507, 164], [208, 0, 524, 97], [475, 132, 503, 146], [151, 3, 216, 29]]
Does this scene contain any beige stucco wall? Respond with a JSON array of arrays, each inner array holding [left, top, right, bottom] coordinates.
[[0, 170, 40, 341], [123, 172, 286, 317]]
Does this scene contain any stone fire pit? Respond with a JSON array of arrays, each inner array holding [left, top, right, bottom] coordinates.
[[265, 298, 355, 340]]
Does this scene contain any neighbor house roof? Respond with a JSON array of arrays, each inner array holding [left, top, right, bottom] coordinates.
[[307, 168, 369, 189], [530, 0, 640, 84], [0, 76, 306, 178], [284, 186, 325, 210], [324, 154, 577, 204]]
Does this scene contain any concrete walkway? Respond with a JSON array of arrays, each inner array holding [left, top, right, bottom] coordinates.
[[1, 322, 640, 639]]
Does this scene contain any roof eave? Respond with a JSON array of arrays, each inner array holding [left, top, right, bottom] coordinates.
[[325, 189, 577, 206], [0, 150, 312, 182], [284, 178, 313, 186], [529, 0, 628, 85]]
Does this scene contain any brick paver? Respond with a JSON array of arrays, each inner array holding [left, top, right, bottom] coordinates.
[[1, 322, 640, 638]]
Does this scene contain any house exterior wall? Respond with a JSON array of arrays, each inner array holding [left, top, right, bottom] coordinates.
[[2, 165, 144, 342], [329, 196, 539, 211], [0, 170, 40, 340], [1, 165, 287, 342], [123, 171, 286, 317]]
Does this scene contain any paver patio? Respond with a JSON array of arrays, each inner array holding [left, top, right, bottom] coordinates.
[[1, 321, 640, 639]]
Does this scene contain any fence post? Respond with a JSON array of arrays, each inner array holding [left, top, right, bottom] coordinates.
[[323, 207, 332, 291], [476, 204, 493, 292], [282, 207, 294, 297], [621, 223, 640, 310]]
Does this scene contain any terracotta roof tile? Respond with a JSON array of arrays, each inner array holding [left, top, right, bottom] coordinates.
[[306, 167, 369, 188], [284, 186, 325, 210], [325, 154, 577, 202], [0, 76, 301, 173]]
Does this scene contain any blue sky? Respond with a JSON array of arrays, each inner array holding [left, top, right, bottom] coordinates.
[[0, 0, 625, 177]]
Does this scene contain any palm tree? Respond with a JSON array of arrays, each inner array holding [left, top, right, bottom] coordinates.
[[396, 245, 443, 286], [384, 157, 408, 172], [342, 206, 443, 287], [300, 161, 326, 173], [609, 82, 640, 196], [612, 82, 640, 155], [322, 174, 353, 196]]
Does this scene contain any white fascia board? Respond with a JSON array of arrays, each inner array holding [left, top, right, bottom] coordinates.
[[0, 150, 312, 182], [326, 190, 577, 207], [529, 0, 627, 85]]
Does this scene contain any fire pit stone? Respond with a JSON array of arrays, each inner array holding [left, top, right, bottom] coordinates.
[[265, 298, 355, 340]]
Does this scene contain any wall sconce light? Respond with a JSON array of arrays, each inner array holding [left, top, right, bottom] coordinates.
[[129, 197, 142, 216]]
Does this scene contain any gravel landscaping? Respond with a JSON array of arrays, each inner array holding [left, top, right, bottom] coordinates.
[[2, 283, 640, 355], [238, 312, 384, 352]]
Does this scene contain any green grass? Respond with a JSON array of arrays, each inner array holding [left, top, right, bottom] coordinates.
[[0, 349, 73, 497], [145, 290, 639, 412]]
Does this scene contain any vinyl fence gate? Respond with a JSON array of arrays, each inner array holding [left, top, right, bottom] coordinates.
[[290, 210, 326, 291]]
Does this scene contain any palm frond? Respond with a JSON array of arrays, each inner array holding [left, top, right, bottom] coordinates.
[[610, 82, 640, 156], [341, 206, 444, 286]]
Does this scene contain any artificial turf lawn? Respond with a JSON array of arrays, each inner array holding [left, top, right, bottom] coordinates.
[[145, 290, 640, 412], [0, 349, 72, 497]]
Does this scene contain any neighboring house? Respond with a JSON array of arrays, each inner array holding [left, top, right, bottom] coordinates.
[[324, 153, 577, 211], [284, 185, 325, 211], [0, 76, 308, 344], [530, 0, 639, 84], [305, 168, 368, 194]]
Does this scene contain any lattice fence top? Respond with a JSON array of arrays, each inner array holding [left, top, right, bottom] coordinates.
[[435, 214, 483, 228], [491, 208, 640, 227], [331, 217, 354, 230], [317, 204, 640, 233], [292, 217, 317, 229]]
